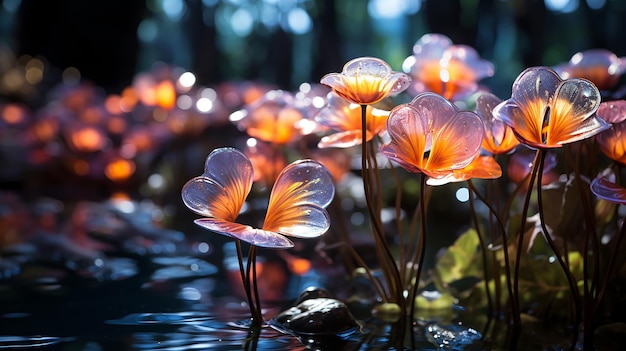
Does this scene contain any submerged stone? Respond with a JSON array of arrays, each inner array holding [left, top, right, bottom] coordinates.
[[270, 289, 360, 336]]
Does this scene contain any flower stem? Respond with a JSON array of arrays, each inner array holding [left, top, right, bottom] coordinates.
[[535, 149, 582, 328]]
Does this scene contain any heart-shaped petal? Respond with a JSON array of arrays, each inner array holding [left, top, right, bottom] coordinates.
[[547, 78, 605, 145], [182, 148, 253, 221], [263, 160, 335, 238], [426, 110, 483, 173]]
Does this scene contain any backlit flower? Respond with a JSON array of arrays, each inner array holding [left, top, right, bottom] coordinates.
[[426, 155, 502, 186], [475, 92, 519, 155], [590, 177, 626, 205], [493, 66, 609, 149], [316, 92, 390, 148], [230, 90, 305, 144], [402, 33, 494, 101], [380, 93, 484, 179], [595, 100, 626, 165], [181, 148, 335, 248], [320, 57, 410, 105], [507, 148, 558, 186], [553, 49, 626, 91]]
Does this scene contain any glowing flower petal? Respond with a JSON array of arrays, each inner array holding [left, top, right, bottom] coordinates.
[[182, 148, 253, 222], [493, 66, 608, 149], [554, 49, 626, 91], [402, 33, 494, 101], [380, 93, 484, 178], [475, 92, 519, 155], [182, 148, 335, 248], [590, 177, 626, 205], [263, 160, 335, 238], [230, 90, 304, 144], [596, 100, 626, 165], [320, 57, 410, 105], [426, 155, 502, 186], [194, 219, 294, 248], [316, 93, 389, 148]]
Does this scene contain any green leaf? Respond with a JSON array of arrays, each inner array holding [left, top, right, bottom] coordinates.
[[434, 228, 481, 288]]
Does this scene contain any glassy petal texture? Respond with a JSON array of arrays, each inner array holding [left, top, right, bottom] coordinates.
[[194, 218, 294, 248], [316, 93, 389, 148], [475, 92, 519, 154], [182, 148, 253, 221], [263, 160, 335, 238], [426, 155, 502, 186], [590, 177, 626, 205], [320, 57, 410, 105], [596, 100, 626, 164], [494, 66, 607, 148], [380, 93, 483, 178]]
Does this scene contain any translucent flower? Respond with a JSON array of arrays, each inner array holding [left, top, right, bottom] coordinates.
[[230, 90, 305, 144], [474, 92, 519, 155], [595, 100, 626, 165], [181, 148, 335, 248], [553, 49, 626, 91], [379, 93, 484, 180], [507, 148, 558, 186], [402, 33, 494, 101], [426, 155, 502, 186], [315, 92, 390, 148], [590, 177, 626, 205], [320, 57, 410, 105], [493, 66, 609, 149]]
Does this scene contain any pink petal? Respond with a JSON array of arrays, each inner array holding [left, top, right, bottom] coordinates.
[[590, 177, 626, 205], [194, 218, 294, 248], [181, 148, 253, 221]]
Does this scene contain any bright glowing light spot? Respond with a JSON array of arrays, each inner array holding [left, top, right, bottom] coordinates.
[[299, 83, 311, 94], [439, 69, 450, 83], [586, 0, 605, 9], [229, 109, 247, 122], [114, 199, 136, 214], [312, 96, 326, 108], [162, 0, 186, 21], [177, 95, 193, 110], [549, 256, 557, 263], [178, 71, 196, 89], [196, 97, 213, 113], [148, 173, 164, 189], [198, 242, 210, 253], [180, 287, 202, 301], [287, 7, 312, 35], [137, 19, 158, 42], [368, 0, 414, 19], [246, 137, 258, 147], [455, 187, 470, 202], [230, 8, 254, 37], [402, 56, 417, 73], [544, 0, 578, 13]]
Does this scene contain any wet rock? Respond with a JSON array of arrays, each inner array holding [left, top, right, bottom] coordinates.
[[271, 288, 360, 336]]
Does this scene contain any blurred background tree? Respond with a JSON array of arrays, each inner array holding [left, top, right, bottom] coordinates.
[[1, 0, 625, 96]]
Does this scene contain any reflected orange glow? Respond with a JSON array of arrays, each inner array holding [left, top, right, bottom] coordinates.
[[288, 257, 311, 275], [107, 116, 127, 134], [156, 80, 176, 110], [105, 158, 136, 181], [2, 104, 26, 124], [68, 126, 107, 152]]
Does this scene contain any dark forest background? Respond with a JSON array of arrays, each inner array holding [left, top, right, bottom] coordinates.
[[1, 0, 626, 98]]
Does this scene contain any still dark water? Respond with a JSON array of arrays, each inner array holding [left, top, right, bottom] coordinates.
[[0, 248, 590, 351]]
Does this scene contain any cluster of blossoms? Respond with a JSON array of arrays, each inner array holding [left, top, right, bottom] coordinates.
[[180, 33, 626, 341]]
